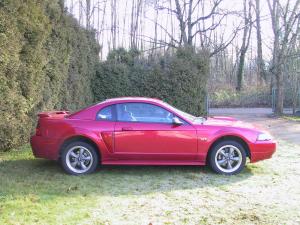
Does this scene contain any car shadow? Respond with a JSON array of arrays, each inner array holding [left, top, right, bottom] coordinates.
[[0, 158, 255, 198]]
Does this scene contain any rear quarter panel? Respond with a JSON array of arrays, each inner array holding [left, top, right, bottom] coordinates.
[[38, 118, 115, 161]]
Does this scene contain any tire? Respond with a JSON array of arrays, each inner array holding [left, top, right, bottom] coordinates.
[[61, 141, 99, 175], [209, 140, 246, 175]]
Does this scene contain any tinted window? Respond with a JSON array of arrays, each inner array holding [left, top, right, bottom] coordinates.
[[116, 103, 174, 123], [96, 106, 113, 121]]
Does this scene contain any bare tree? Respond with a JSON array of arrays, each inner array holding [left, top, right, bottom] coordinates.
[[286, 51, 300, 114], [267, 0, 300, 114], [99, 0, 108, 59], [236, 0, 253, 92], [79, 0, 83, 25], [172, 0, 224, 46], [86, 0, 91, 29], [110, 0, 117, 49], [67, 0, 244, 61], [254, 0, 266, 83], [151, 0, 159, 55], [130, 0, 143, 48], [286, 18, 300, 114], [151, 0, 241, 56]]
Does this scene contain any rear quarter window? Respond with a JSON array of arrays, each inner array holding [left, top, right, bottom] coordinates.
[[96, 105, 114, 121]]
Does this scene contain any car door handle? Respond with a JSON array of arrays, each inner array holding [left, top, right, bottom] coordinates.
[[122, 127, 133, 131]]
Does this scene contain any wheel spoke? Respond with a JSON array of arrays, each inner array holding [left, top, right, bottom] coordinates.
[[219, 150, 226, 157], [71, 161, 77, 168], [227, 160, 232, 169], [83, 156, 91, 161], [70, 152, 79, 158], [232, 157, 240, 162], [229, 147, 234, 155], [79, 148, 84, 157], [217, 159, 227, 166], [80, 162, 87, 170]]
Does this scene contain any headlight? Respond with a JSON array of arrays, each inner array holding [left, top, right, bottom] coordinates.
[[257, 133, 272, 141]]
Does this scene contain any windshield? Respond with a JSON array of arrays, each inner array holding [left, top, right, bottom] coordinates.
[[161, 102, 197, 121]]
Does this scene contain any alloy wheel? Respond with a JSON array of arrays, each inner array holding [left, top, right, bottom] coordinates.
[[214, 145, 243, 173], [65, 146, 94, 174]]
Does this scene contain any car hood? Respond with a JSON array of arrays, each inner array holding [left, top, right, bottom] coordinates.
[[201, 116, 257, 129]]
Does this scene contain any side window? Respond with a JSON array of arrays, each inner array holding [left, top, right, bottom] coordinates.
[[116, 103, 175, 123], [96, 105, 113, 121]]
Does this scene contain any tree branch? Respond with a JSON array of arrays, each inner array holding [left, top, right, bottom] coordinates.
[[191, 0, 223, 27]]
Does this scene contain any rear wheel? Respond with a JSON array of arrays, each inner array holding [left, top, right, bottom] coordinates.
[[61, 141, 98, 175], [209, 140, 246, 175]]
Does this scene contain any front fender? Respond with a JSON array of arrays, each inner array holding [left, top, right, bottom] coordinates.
[[209, 127, 258, 145], [196, 126, 259, 162]]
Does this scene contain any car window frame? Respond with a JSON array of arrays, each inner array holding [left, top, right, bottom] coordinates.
[[115, 102, 189, 125], [95, 104, 117, 121]]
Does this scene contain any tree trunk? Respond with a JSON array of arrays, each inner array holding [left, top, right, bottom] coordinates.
[[267, 0, 300, 115], [122, 0, 128, 47], [236, 51, 246, 92], [293, 97, 296, 115], [174, 0, 188, 46], [153, 0, 158, 55], [275, 70, 284, 115], [187, 0, 193, 45], [236, 0, 252, 92], [111, 0, 117, 50], [255, 0, 266, 83], [86, 0, 91, 29]]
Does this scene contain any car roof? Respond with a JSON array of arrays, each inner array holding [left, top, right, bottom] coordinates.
[[101, 97, 162, 104], [69, 97, 166, 120]]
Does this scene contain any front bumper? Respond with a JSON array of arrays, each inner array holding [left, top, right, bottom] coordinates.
[[250, 140, 276, 163], [30, 135, 60, 160]]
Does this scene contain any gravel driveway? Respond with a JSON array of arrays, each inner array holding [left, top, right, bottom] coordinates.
[[209, 108, 300, 145]]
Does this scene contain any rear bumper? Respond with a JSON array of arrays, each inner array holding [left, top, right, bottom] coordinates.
[[250, 140, 276, 163], [30, 135, 60, 160]]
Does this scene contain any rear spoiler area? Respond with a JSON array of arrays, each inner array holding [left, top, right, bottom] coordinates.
[[38, 111, 70, 118]]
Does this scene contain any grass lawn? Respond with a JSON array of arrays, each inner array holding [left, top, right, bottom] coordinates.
[[283, 115, 300, 122], [1, 141, 300, 225]]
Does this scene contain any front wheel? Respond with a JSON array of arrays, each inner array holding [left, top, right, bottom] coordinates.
[[61, 141, 99, 175], [209, 140, 246, 175]]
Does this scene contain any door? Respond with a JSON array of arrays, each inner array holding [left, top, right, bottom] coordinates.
[[113, 103, 198, 161]]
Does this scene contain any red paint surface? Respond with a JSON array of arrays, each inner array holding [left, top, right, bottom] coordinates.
[[30, 97, 276, 165]]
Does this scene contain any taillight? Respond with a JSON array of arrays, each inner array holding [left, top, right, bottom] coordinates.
[[36, 121, 42, 136]]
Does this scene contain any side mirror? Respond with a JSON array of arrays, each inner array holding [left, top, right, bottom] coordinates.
[[172, 117, 183, 125]]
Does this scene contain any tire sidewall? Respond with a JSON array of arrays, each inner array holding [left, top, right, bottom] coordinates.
[[61, 141, 99, 175], [209, 140, 246, 175]]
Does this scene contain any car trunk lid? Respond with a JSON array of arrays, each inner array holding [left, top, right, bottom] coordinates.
[[38, 111, 70, 119]]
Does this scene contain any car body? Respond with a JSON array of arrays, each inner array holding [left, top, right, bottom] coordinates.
[[31, 97, 276, 175]]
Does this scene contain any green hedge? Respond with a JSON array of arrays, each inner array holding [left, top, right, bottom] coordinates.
[[0, 1, 209, 151], [0, 0, 99, 150], [93, 47, 209, 116]]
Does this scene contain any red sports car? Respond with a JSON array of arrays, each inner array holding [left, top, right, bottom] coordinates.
[[31, 97, 276, 175]]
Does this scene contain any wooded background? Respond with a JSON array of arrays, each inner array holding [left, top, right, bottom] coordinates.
[[65, 0, 300, 112], [0, 0, 300, 150]]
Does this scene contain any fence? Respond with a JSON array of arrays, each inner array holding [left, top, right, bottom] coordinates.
[[208, 89, 272, 109], [271, 88, 300, 114]]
